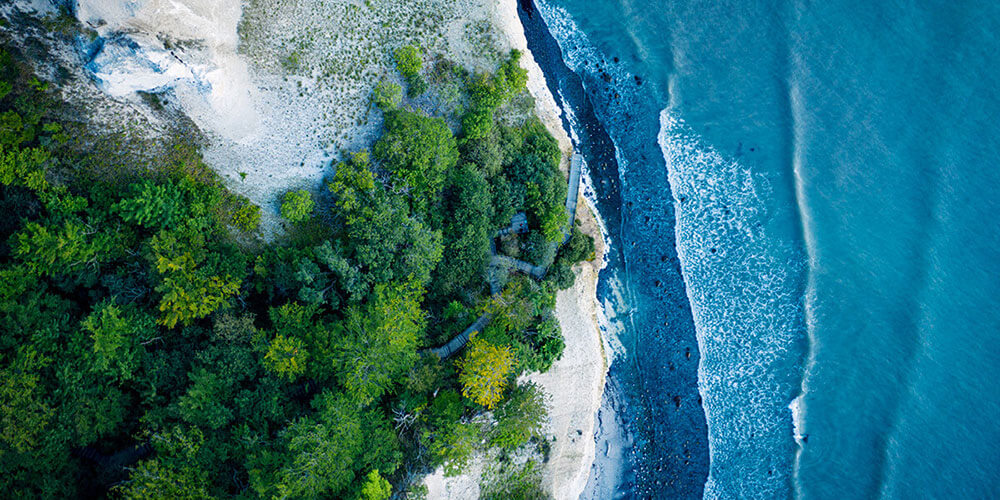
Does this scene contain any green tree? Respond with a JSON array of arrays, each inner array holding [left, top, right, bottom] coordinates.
[[374, 109, 458, 209], [230, 198, 261, 232], [113, 179, 187, 230], [427, 418, 481, 477], [358, 469, 391, 500], [0, 144, 49, 192], [527, 181, 566, 242], [549, 227, 595, 289], [336, 282, 425, 404], [0, 347, 53, 453], [328, 151, 376, 220], [433, 163, 492, 296], [149, 230, 242, 328], [117, 459, 213, 500], [116, 426, 212, 500], [329, 152, 443, 288], [13, 220, 114, 276], [81, 301, 156, 381], [0, 110, 30, 147], [394, 45, 426, 97], [293, 241, 366, 308], [178, 368, 233, 430], [54, 361, 129, 446], [264, 334, 309, 381], [394, 45, 422, 78], [262, 392, 366, 499], [490, 382, 547, 450], [281, 189, 315, 223]]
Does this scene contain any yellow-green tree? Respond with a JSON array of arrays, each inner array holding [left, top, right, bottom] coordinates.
[[264, 334, 309, 381], [457, 337, 514, 409], [336, 282, 425, 404], [280, 189, 315, 223], [150, 230, 241, 328], [358, 469, 391, 500]]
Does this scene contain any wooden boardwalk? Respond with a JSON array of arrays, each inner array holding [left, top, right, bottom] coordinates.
[[428, 313, 492, 359], [563, 153, 583, 243]]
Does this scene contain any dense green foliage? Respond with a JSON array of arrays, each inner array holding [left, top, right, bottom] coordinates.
[[280, 189, 315, 223], [547, 226, 596, 290], [461, 50, 528, 141], [372, 80, 402, 111], [394, 44, 427, 97], [0, 38, 592, 499], [373, 109, 458, 212]]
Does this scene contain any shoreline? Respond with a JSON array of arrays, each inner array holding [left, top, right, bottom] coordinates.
[[491, 1, 610, 498], [424, 1, 608, 498]]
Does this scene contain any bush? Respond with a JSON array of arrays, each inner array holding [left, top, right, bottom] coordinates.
[[281, 189, 315, 223], [394, 45, 427, 98], [460, 50, 528, 140], [490, 382, 547, 450], [560, 226, 595, 263], [372, 80, 402, 111], [480, 460, 548, 500], [231, 199, 261, 232], [548, 227, 595, 289], [406, 75, 428, 98], [547, 261, 574, 290], [394, 45, 422, 78]]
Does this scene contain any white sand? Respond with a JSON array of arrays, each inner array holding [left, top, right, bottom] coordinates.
[[524, 232, 606, 500]]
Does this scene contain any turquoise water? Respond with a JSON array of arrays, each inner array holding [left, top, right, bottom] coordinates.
[[531, 0, 1000, 497]]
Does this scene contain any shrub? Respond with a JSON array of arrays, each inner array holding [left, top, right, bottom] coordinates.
[[281, 189, 315, 223], [113, 179, 187, 229], [358, 470, 391, 500], [231, 199, 261, 232], [490, 382, 547, 450], [394, 45, 422, 78], [372, 80, 402, 111], [394, 45, 427, 97], [460, 50, 528, 140]]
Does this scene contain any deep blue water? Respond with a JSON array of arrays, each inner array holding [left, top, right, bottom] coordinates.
[[525, 0, 1000, 498]]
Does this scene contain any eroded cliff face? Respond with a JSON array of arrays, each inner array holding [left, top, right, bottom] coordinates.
[[57, 0, 515, 236], [76, 0, 257, 140]]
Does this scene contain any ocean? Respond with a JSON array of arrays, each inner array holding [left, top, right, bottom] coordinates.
[[522, 0, 1000, 498]]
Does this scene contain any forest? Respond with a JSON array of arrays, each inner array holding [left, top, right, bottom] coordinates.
[[0, 33, 594, 500]]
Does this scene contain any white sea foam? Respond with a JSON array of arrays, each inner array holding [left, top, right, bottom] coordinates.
[[659, 109, 807, 499]]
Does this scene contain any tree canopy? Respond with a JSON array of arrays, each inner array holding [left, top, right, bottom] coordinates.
[[0, 41, 594, 499], [374, 109, 458, 212]]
